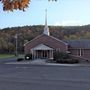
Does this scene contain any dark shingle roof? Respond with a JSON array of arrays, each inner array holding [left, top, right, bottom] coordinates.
[[64, 39, 90, 49]]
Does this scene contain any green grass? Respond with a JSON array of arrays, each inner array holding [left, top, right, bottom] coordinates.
[[0, 54, 15, 59]]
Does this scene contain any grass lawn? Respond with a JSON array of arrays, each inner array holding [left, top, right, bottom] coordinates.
[[0, 54, 15, 59]]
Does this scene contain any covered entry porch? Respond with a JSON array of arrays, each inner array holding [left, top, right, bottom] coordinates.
[[31, 44, 54, 59]]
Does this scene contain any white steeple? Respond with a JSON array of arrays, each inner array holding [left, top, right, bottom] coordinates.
[[43, 9, 50, 36]]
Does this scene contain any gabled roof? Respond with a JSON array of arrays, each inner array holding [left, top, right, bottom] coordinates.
[[24, 34, 68, 50], [65, 39, 90, 49], [24, 34, 68, 46]]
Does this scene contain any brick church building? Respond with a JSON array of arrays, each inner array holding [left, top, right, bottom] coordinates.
[[24, 11, 90, 60]]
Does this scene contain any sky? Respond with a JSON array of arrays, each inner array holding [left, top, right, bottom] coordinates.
[[0, 0, 90, 29]]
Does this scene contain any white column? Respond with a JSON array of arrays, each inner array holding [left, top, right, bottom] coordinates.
[[33, 50, 35, 59], [80, 49, 82, 56], [33, 50, 34, 59], [50, 50, 51, 59], [47, 51, 48, 59], [52, 50, 53, 59], [35, 51, 36, 59], [41, 51, 42, 58], [47, 51, 48, 58], [40, 51, 41, 58], [37, 50, 38, 59], [43, 51, 45, 58], [49, 50, 50, 59], [36, 51, 37, 59], [31, 50, 33, 60]]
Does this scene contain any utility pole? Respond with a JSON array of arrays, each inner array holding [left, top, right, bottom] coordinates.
[[15, 34, 18, 56], [15, 33, 22, 57]]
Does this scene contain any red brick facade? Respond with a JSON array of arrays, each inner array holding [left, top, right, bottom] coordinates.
[[24, 34, 68, 54], [24, 34, 90, 60]]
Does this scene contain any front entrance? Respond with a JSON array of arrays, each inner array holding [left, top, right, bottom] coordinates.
[[31, 44, 54, 59], [32, 50, 53, 59], [38, 50, 49, 59]]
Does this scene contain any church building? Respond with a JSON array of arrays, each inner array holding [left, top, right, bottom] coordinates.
[[24, 10, 90, 60]]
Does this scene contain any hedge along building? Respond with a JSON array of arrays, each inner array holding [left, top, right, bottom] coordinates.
[[24, 10, 90, 60]]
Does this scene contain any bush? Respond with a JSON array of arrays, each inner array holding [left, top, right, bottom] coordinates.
[[56, 59, 79, 64], [17, 58, 24, 62], [54, 51, 79, 64], [53, 51, 70, 60], [25, 54, 32, 60], [70, 59, 79, 64]]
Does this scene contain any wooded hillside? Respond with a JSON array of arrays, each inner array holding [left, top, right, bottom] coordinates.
[[0, 25, 90, 54]]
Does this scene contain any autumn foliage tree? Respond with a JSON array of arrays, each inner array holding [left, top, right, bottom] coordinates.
[[0, 0, 57, 11]]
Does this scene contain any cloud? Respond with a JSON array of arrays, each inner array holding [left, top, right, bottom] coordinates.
[[54, 20, 84, 26]]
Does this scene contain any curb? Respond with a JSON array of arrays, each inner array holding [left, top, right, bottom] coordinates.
[[5, 61, 90, 67]]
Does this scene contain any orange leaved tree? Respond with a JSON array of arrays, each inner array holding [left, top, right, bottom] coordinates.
[[0, 0, 57, 11]]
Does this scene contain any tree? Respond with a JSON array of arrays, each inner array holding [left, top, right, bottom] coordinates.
[[0, 0, 57, 11]]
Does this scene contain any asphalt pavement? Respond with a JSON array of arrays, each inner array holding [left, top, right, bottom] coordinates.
[[0, 59, 90, 90], [0, 57, 17, 64]]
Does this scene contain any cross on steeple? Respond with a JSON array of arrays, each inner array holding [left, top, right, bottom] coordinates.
[[43, 9, 50, 36]]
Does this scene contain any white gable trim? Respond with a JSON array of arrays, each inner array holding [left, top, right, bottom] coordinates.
[[31, 44, 53, 50]]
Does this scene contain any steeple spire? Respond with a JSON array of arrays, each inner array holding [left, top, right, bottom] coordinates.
[[45, 9, 47, 27], [43, 9, 50, 36]]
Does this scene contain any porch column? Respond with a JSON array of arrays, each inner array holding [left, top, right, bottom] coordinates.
[[33, 50, 36, 59], [31, 50, 34, 60], [50, 50, 53, 59], [48, 50, 50, 58], [80, 49, 82, 56], [41, 51, 42, 58], [43, 50, 45, 58], [51, 50, 53, 59], [47, 50, 49, 58], [41, 50, 43, 58], [36, 50, 37, 59], [37, 50, 38, 58], [35, 51, 36, 59], [33, 50, 35, 59]]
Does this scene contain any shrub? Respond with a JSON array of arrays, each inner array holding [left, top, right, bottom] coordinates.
[[17, 58, 24, 62], [56, 59, 79, 64], [53, 51, 79, 64], [70, 59, 79, 64], [53, 51, 70, 60], [25, 54, 32, 60]]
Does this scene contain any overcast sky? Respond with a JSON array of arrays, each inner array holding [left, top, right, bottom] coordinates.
[[0, 0, 90, 29]]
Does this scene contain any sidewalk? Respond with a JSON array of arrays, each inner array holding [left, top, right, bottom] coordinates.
[[5, 59, 90, 67], [5, 59, 46, 65]]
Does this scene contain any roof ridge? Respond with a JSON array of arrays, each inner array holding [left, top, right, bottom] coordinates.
[[24, 34, 43, 46]]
